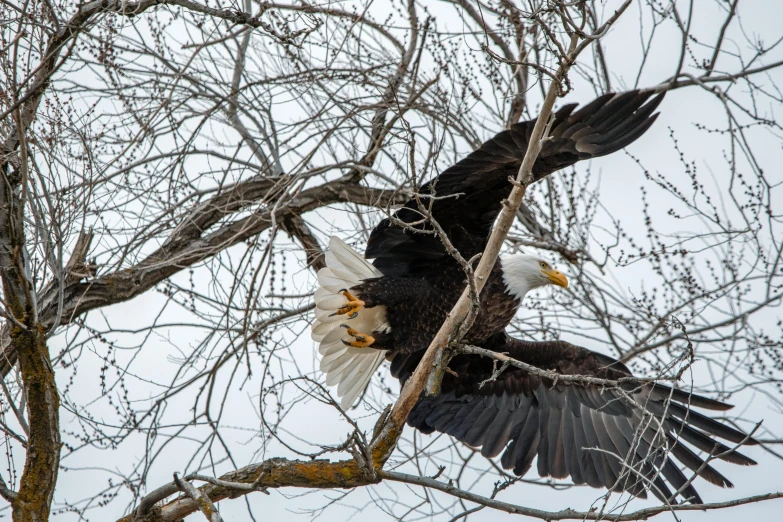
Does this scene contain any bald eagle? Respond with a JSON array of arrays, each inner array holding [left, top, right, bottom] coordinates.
[[311, 90, 758, 502]]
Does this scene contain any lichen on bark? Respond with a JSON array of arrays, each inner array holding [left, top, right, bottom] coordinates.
[[1, 145, 62, 521], [10, 325, 60, 522]]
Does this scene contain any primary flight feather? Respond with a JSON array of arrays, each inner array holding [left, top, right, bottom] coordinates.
[[311, 89, 759, 503]]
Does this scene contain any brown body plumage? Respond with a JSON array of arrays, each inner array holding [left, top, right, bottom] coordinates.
[[352, 90, 665, 355], [354, 261, 519, 354], [313, 89, 760, 504]]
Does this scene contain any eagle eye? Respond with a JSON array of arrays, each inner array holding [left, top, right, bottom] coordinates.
[[540, 261, 547, 269]]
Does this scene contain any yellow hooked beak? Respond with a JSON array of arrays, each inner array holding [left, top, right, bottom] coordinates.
[[542, 268, 568, 289]]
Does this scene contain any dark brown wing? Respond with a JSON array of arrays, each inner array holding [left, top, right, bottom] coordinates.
[[398, 333, 758, 504], [367, 90, 664, 276]]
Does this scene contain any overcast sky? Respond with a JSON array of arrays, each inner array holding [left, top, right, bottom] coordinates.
[[23, 1, 783, 521]]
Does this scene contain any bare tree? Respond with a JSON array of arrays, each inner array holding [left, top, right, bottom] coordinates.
[[0, 0, 781, 521]]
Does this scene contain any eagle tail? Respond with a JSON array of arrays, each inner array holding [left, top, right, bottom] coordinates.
[[311, 236, 389, 409]]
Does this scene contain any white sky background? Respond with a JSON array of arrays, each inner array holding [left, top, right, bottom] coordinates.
[[8, 0, 783, 520]]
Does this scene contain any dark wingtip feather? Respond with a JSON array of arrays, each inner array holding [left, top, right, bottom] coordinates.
[[668, 438, 734, 488], [648, 91, 666, 112], [650, 475, 675, 504], [566, 92, 616, 123], [665, 417, 758, 465], [366, 89, 665, 273], [553, 102, 579, 122], [654, 384, 735, 411], [650, 401, 758, 445], [736, 453, 758, 465], [588, 91, 654, 134], [574, 93, 663, 159]]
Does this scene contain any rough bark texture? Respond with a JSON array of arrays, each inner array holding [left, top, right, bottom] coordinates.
[[10, 328, 60, 522], [5, 1, 778, 520], [0, 166, 61, 521], [0, 181, 405, 375], [118, 457, 380, 522]]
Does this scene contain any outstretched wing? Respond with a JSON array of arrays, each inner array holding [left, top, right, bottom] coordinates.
[[396, 333, 757, 504], [366, 90, 664, 276]]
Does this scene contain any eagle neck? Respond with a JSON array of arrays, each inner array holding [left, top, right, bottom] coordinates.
[[499, 255, 534, 301]]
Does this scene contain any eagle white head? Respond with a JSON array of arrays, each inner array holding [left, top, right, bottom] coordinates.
[[499, 253, 568, 300]]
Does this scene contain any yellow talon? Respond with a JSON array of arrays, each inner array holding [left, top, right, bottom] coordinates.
[[329, 289, 365, 319], [340, 324, 375, 348]]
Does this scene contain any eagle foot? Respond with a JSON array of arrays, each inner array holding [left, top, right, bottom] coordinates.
[[329, 289, 365, 319], [340, 324, 375, 348]]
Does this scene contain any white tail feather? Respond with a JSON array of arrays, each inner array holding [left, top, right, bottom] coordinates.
[[312, 237, 389, 409]]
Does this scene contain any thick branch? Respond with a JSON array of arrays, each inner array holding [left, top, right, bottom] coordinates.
[[119, 456, 783, 521], [172, 474, 223, 522], [368, 33, 581, 466], [119, 457, 380, 522], [0, 181, 406, 375], [368, 0, 636, 468], [281, 215, 326, 271], [1, 137, 61, 522]]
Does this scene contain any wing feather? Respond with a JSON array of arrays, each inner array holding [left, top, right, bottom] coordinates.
[[547, 392, 568, 479], [562, 408, 585, 484], [398, 334, 757, 504], [367, 91, 664, 275], [464, 401, 501, 446], [572, 404, 602, 488], [481, 395, 516, 458]]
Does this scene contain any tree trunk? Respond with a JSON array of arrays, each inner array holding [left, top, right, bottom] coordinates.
[[11, 327, 59, 522], [0, 160, 60, 521]]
